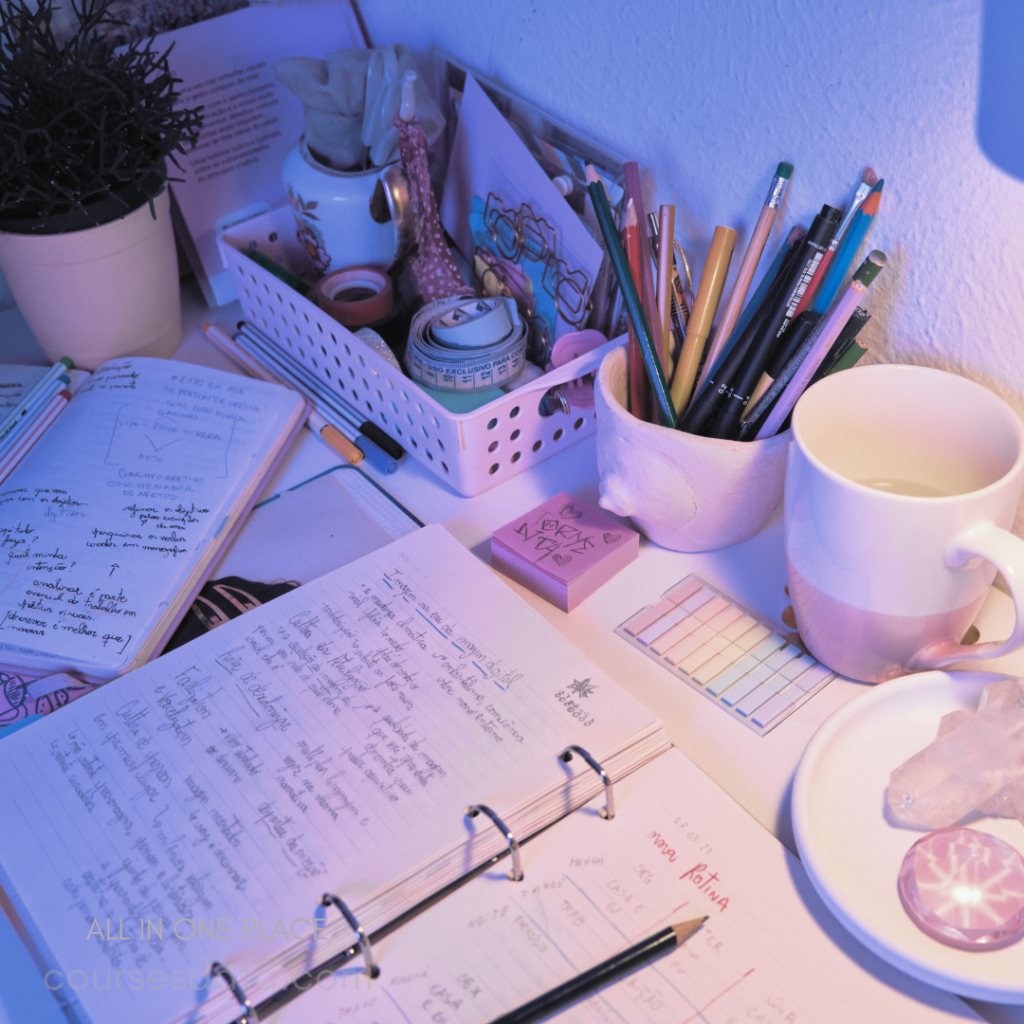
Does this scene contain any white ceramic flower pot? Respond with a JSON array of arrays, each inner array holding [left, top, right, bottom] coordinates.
[[0, 189, 181, 370], [595, 345, 791, 552]]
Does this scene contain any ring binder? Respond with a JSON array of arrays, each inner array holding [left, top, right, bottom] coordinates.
[[320, 893, 381, 978], [465, 803, 524, 881], [560, 744, 616, 819], [209, 962, 259, 1024]]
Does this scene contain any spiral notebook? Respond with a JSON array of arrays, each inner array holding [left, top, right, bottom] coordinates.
[[0, 525, 669, 1024]]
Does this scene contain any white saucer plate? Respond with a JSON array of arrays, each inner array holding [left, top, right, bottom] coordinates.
[[792, 669, 1024, 1002]]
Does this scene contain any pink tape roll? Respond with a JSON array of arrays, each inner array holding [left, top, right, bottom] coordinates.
[[316, 266, 394, 327]]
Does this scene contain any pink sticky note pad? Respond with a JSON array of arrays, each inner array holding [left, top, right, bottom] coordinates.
[[490, 492, 639, 612]]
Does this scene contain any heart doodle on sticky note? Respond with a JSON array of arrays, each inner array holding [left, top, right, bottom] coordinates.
[[603, 532, 621, 544], [560, 503, 582, 519], [552, 553, 572, 566]]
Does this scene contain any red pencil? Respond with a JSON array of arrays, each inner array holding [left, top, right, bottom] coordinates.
[[622, 199, 651, 422]]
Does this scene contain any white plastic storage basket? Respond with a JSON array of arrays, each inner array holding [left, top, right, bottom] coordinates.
[[219, 208, 620, 496]]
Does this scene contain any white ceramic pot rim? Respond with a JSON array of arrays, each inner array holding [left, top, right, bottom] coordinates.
[[0, 190, 169, 266], [790, 363, 1024, 503], [598, 349, 791, 450]]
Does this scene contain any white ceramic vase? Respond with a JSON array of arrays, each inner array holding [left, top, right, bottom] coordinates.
[[595, 345, 791, 552], [282, 138, 412, 275], [0, 189, 181, 370]]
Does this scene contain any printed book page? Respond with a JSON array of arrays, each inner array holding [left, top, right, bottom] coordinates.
[[0, 358, 305, 677], [271, 746, 979, 1024], [0, 525, 665, 1024], [159, 0, 366, 306]]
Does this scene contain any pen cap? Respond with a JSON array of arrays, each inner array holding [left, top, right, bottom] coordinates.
[[805, 204, 843, 252], [853, 250, 887, 289]]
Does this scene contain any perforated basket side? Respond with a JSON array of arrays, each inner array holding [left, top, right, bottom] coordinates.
[[218, 209, 617, 496]]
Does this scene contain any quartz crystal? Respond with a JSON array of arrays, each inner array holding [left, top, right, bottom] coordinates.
[[888, 678, 1024, 828], [898, 828, 1024, 950]]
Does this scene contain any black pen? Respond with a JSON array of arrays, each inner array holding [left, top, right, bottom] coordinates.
[[487, 917, 707, 1024], [705, 204, 840, 439], [678, 229, 805, 436]]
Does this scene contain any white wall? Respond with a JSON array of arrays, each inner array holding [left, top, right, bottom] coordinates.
[[363, 0, 1024, 523]]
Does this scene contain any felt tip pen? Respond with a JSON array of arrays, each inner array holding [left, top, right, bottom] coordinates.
[[705, 204, 841, 440], [678, 225, 806, 436], [753, 250, 887, 440]]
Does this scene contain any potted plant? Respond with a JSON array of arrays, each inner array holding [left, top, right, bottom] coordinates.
[[0, 0, 203, 368]]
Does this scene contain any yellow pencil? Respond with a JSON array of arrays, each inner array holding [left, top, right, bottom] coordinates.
[[670, 226, 736, 416]]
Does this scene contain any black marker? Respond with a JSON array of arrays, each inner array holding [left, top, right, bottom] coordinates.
[[705, 204, 840, 440]]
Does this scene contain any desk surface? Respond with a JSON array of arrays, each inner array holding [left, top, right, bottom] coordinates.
[[2, 282, 1024, 1024]]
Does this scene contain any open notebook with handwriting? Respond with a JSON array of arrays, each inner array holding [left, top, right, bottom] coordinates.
[[267, 747, 976, 1024], [0, 525, 670, 1024], [0, 357, 308, 682]]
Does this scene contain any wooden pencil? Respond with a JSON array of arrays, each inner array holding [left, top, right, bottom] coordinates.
[[657, 204, 676, 374], [695, 162, 791, 397], [622, 200, 651, 422]]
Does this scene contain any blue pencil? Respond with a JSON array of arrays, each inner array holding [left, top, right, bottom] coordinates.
[[812, 180, 883, 314]]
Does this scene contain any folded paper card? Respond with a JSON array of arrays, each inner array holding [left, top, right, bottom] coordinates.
[[491, 491, 639, 611]]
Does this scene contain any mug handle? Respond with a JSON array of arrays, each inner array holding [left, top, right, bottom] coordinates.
[[906, 521, 1024, 670]]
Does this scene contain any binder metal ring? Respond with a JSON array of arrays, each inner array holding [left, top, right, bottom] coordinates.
[[209, 961, 259, 1024], [560, 745, 616, 820], [465, 803, 524, 881], [320, 893, 381, 978]]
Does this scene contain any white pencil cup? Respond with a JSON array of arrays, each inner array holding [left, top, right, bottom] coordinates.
[[595, 346, 790, 552]]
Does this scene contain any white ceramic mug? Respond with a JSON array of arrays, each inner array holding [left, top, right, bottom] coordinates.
[[785, 363, 1024, 683]]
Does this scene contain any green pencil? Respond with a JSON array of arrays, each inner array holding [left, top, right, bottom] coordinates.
[[586, 169, 677, 428]]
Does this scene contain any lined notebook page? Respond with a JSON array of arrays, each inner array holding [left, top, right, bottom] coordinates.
[[0, 358, 304, 678], [276, 746, 976, 1024], [0, 525, 665, 1024]]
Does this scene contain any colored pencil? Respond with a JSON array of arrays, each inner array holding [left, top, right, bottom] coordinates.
[[657, 204, 676, 373], [0, 374, 68, 460], [696, 161, 792, 397], [622, 200, 651, 421], [586, 168, 677, 428], [752, 250, 887, 440], [622, 161, 667, 382], [0, 358, 71, 451], [647, 212, 690, 361], [670, 224, 736, 415], [487, 917, 706, 1024], [791, 167, 877, 321], [203, 322, 364, 467], [235, 324, 398, 473], [0, 389, 70, 485], [811, 179, 884, 314]]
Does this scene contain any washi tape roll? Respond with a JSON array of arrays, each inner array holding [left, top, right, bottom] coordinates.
[[316, 266, 394, 327], [405, 295, 528, 394]]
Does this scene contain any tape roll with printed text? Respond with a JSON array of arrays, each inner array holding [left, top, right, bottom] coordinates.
[[405, 295, 528, 394]]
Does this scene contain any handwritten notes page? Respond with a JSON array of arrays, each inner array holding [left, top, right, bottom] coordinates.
[[272, 747, 977, 1024], [0, 358, 306, 680], [0, 525, 667, 1024]]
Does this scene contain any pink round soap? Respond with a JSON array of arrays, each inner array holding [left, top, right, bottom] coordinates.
[[898, 827, 1024, 951]]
